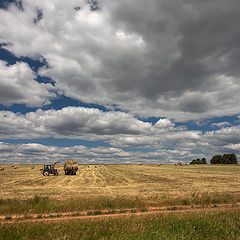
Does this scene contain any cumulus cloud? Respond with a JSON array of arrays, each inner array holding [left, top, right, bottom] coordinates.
[[1, 1, 240, 164], [0, 107, 155, 139], [155, 119, 175, 129], [224, 143, 240, 154], [198, 125, 240, 157], [0, 106, 203, 150], [0, 0, 240, 120], [0, 106, 204, 155], [212, 122, 231, 128], [0, 141, 202, 164], [1, 106, 240, 163], [0, 60, 56, 107]]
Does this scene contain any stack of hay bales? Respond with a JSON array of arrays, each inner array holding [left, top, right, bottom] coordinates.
[[175, 162, 183, 166], [64, 159, 78, 175]]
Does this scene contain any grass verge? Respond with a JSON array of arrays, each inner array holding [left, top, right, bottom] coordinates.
[[0, 192, 240, 215], [0, 209, 240, 239]]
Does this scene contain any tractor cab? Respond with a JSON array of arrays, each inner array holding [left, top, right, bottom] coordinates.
[[42, 164, 58, 176]]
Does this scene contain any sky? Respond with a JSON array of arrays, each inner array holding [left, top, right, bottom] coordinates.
[[0, 0, 240, 164]]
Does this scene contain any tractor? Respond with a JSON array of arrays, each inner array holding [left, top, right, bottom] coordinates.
[[42, 162, 59, 176]]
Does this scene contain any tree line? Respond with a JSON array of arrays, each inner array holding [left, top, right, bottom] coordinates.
[[190, 153, 238, 164], [190, 158, 207, 164]]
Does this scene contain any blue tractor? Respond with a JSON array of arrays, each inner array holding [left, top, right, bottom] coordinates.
[[42, 162, 59, 176]]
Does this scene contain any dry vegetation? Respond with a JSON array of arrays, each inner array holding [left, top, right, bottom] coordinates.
[[1, 164, 240, 239], [0, 164, 240, 204]]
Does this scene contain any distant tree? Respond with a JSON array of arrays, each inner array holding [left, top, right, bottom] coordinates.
[[190, 158, 207, 164], [222, 154, 228, 164], [210, 154, 238, 164], [227, 153, 238, 164], [201, 158, 207, 164], [210, 155, 222, 164], [190, 159, 197, 164]]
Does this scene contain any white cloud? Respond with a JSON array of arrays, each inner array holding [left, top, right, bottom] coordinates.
[[0, 107, 154, 139], [0, 106, 240, 163], [1, 0, 240, 164], [155, 119, 175, 129], [198, 125, 240, 156], [0, 107, 206, 151], [0, 141, 203, 165], [225, 143, 240, 151], [0, 60, 56, 107], [27, 107, 154, 137], [0, 106, 204, 152], [212, 122, 231, 128], [1, 0, 240, 120]]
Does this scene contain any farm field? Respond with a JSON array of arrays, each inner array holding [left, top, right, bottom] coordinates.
[[0, 164, 240, 209], [1, 164, 240, 239], [1, 164, 240, 200]]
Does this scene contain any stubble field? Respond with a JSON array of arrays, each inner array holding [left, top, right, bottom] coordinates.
[[1, 164, 240, 239], [1, 164, 240, 199]]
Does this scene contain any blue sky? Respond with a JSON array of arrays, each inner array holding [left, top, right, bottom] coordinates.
[[0, 0, 240, 164]]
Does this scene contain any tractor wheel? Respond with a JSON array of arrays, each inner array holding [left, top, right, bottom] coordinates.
[[43, 171, 49, 176]]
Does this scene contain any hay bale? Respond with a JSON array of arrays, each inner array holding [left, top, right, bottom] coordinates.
[[175, 162, 183, 166], [71, 158, 77, 164], [65, 160, 71, 165], [64, 164, 72, 171], [64, 158, 78, 175], [72, 164, 78, 171]]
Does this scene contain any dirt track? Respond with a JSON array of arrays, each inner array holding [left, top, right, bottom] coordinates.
[[1, 203, 240, 224]]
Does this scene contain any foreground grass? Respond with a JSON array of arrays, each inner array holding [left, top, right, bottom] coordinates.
[[0, 191, 240, 215], [1, 210, 240, 239], [0, 195, 146, 215]]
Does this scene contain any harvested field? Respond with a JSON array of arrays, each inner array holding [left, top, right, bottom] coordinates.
[[0, 164, 239, 200], [1, 164, 240, 239]]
